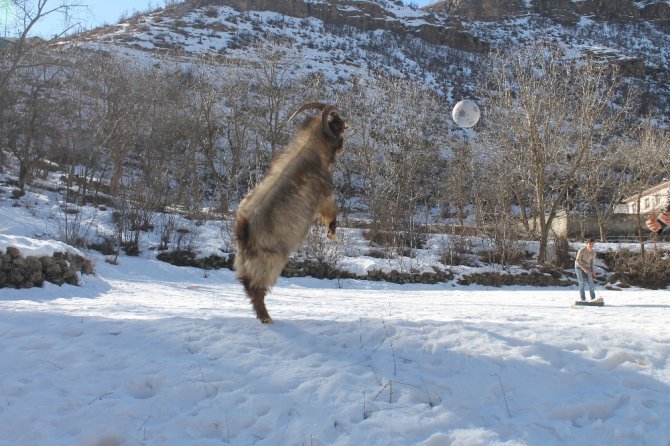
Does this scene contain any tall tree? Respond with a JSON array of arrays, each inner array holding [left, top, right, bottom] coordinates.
[[84, 53, 146, 196], [483, 44, 631, 263], [577, 139, 631, 242], [251, 41, 298, 161], [621, 120, 668, 254], [0, 0, 83, 94], [1, 63, 63, 191], [338, 76, 446, 258]]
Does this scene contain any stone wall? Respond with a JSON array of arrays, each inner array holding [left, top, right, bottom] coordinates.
[[457, 270, 574, 287], [157, 250, 454, 284], [159, 249, 580, 287], [0, 247, 94, 289], [157, 250, 585, 287], [282, 258, 454, 285]]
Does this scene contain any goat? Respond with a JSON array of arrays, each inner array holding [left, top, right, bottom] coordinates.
[[234, 102, 347, 323]]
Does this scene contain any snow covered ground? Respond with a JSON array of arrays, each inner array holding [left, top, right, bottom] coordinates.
[[2, 177, 670, 445], [1, 253, 669, 446]]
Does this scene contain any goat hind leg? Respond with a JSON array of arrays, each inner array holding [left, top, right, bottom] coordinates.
[[251, 286, 272, 324], [242, 279, 272, 324]]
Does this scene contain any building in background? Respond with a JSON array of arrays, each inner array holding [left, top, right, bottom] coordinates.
[[624, 180, 670, 214]]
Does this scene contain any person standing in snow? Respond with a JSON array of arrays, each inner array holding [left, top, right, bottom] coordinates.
[[575, 238, 597, 302]]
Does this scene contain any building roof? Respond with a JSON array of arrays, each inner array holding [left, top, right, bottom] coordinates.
[[623, 180, 670, 204]]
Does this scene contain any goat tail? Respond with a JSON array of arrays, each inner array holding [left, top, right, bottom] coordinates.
[[234, 214, 251, 276], [235, 214, 250, 249]]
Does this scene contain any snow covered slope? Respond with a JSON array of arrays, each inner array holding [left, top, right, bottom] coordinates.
[[67, 0, 670, 112], [67, 0, 669, 111]]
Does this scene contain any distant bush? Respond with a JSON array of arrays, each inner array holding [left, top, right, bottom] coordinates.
[[604, 248, 670, 289], [439, 235, 477, 267], [480, 219, 528, 268], [364, 229, 426, 251], [367, 248, 388, 259], [293, 224, 341, 271]]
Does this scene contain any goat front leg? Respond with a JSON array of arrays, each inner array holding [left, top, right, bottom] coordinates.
[[318, 195, 339, 240]]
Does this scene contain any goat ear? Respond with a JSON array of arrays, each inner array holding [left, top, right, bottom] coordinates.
[[324, 109, 346, 138]]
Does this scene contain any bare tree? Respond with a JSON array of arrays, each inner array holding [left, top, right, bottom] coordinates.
[[197, 65, 267, 213], [444, 137, 475, 228], [620, 120, 667, 253], [483, 44, 632, 263], [577, 139, 631, 242], [51, 50, 110, 206], [338, 76, 446, 260], [1, 63, 62, 191], [131, 65, 175, 209], [0, 0, 83, 173], [335, 77, 385, 225], [0, 0, 83, 94], [83, 52, 147, 196], [250, 40, 299, 161]]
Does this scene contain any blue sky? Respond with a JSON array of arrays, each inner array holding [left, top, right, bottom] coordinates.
[[20, 0, 167, 37], [16, 0, 436, 38]]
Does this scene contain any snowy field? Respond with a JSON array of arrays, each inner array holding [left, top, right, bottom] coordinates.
[[1, 177, 670, 445], [1, 254, 669, 446]]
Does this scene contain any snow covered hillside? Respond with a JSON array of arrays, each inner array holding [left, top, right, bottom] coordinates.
[[72, 0, 670, 110]]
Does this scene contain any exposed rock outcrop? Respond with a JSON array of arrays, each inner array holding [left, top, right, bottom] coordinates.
[[187, 0, 489, 52], [428, 0, 526, 20], [431, 0, 670, 29]]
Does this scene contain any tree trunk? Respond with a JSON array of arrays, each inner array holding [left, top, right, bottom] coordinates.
[[18, 162, 29, 192], [598, 221, 606, 243]]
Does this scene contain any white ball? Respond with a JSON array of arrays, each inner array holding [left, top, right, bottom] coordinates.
[[452, 99, 480, 128]]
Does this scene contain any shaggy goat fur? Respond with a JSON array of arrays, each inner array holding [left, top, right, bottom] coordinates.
[[234, 103, 346, 323]]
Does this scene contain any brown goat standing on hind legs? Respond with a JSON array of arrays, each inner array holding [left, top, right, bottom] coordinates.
[[234, 102, 347, 323]]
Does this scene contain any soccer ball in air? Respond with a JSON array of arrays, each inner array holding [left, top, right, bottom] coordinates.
[[452, 99, 480, 128]]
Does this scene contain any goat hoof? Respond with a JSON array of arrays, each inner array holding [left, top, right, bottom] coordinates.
[[259, 315, 273, 324]]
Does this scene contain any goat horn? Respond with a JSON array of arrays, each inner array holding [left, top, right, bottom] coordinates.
[[286, 102, 327, 123]]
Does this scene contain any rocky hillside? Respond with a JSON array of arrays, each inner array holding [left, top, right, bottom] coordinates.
[[430, 0, 670, 26], [69, 0, 669, 114]]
